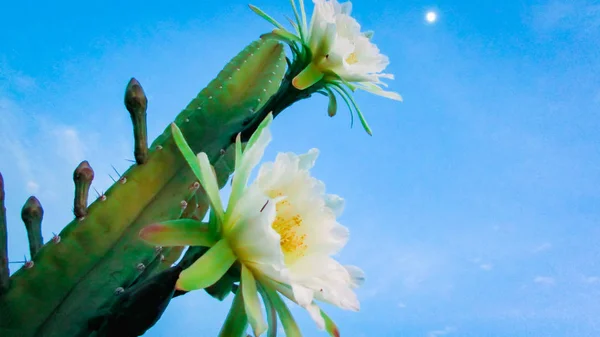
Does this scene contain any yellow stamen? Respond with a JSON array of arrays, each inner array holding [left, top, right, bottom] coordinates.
[[346, 52, 358, 65], [270, 192, 307, 259]]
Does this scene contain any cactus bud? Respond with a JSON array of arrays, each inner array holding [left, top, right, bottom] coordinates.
[[73, 160, 94, 219], [327, 89, 338, 117], [125, 78, 149, 165], [0, 173, 9, 294], [21, 196, 44, 258]]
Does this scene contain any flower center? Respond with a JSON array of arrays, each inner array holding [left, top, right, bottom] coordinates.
[[271, 194, 307, 262], [345, 52, 359, 65]]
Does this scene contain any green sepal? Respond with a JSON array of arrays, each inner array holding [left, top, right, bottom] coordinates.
[[218, 287, 249, 337], [292, 63, 324, 90], [176, 239, 236, 291]]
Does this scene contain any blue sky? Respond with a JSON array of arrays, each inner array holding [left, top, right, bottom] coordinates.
[[1, 0, 600, 336]]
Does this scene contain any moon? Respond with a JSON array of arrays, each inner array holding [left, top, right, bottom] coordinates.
[[426, 11, 437, 23]]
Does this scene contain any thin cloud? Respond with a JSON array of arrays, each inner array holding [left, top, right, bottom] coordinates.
[[428, 326, 456, 337], [534, 276, 556, 286], [533, 242, 553, 253]]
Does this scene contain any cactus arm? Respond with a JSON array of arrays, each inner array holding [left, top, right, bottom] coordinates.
[[0, 38, 286, 337], [21, 196, 44, 258]]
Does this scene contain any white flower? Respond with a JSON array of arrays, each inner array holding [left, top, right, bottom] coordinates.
[[141, 114, 364, 336], [301, 0, 401, 100], [251, 0, 401, 135]]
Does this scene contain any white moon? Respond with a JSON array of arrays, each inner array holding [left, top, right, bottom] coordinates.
[[426, 11, 437, 23]]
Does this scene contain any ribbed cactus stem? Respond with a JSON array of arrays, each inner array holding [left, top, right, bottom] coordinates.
[[73, 161, 94, 219], [125, 78, 149, 165], [21, 196, 44, 259], [0, 172, 9, 294]]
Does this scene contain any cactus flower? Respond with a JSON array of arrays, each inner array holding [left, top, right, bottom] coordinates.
[[251, 0, 401, 135], [140, 115, 364, 336]]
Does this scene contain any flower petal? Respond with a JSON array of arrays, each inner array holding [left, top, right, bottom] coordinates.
[[354, 82, 403, 101], [306, 303, 326, 330], [257, 283, 278, 337], [176, 239, 236, 291], [197, 152, 226, 222], [218, 288, 249, 337], [344, 265, 365, 288], [242, 265, 268, 336], [324, 194, 345, 217], [227, 115, 273, 224], [139, 219, 215, 247], [298, 148, 320, 170], [320, 307, 341, 337], [249, 4, 286, 30], [228, 185, 289, 283], [292, 62, 324, 90], [171, 123, 225, 220], [261, 284, 302, 337], [291, 283, 314, 307]]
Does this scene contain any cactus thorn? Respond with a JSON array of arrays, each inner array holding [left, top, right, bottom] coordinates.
[[0, 172, 9, 294], [220, 148, 226, 155], [154, 246, 163, 254], [24, 261, 34, 269], [119, 177, 127, 184], [125, 158, 136, 163], [21, 196, 44, 259], [136, 263, 146, 272], [99, 194, 107, 202], [108, 174, 116, 183], [52, 233, 61, 244], [110, 165, 122, 178], [190, 181, 200, 191], [180, 200, 188, 210], [73, 160, 94, 219], [125, 78, 149, 165], [114, 287, 125, 295], [156, 145, 163, 151]]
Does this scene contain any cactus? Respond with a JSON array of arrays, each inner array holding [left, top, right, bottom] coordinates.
[[0, 37, 320, 337]]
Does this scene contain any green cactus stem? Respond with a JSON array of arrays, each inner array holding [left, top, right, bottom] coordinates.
[[125, 78, 149, 165], [88, 266, 183, 337], [21, 196, 44, 259], [73, 161, 95, 219], [0, 173, 9, 295], [0, 38, 288, 337]]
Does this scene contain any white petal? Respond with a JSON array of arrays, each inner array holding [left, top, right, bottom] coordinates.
[[291, 283, 314, 307], [306, 303, 326, 330], [298, 148, 319, 170], [324, 194, 345, 217], [228, 117, 272, 213], [344, 265, 365, 288], [227, 186, 289, 282]]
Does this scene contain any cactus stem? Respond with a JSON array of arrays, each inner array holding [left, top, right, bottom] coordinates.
[[73, 160, 94, 219], [125, 78, 149, 165], [21, 196, 44, 258], [0, 172, 9, 294]]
